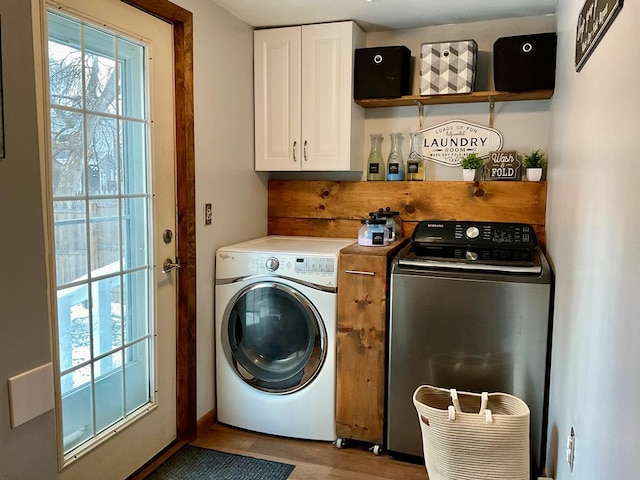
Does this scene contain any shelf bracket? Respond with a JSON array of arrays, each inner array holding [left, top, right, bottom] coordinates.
[[488, 96, 495, 129], [415, 101, 426, 130]]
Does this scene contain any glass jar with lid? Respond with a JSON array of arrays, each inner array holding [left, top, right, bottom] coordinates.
[[380, 207, 402, 240], [372, 208, 400, 241], [358, 217, 389, 246]]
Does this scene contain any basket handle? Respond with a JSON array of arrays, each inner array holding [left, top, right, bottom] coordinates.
[[479, 392, 493, 423], [450, 389, 462, 412], [479, 391, 489, 414], [484, 409, 494, 423], [448, 405, 456, 421]]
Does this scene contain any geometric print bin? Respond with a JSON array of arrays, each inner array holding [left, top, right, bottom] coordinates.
[[420, 40, 477, 95]]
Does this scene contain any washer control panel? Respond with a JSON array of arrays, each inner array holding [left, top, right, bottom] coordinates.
[[412, 220, 538, 248]]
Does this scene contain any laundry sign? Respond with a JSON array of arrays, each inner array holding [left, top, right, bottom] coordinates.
[[486, 151, 521, 181], [575, 0, 623, 71], [420, 120, 503, 167]]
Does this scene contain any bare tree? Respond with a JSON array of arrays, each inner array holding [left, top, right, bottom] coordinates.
[[49, 43, 117, 197]]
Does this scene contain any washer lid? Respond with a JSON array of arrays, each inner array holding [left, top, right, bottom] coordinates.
[[402, 220, 543, 274]]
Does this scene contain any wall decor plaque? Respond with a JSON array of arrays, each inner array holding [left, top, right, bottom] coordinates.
[[485, 150, 521, 181], [419, 120, 503, 167], [575, 0, 623, 72]]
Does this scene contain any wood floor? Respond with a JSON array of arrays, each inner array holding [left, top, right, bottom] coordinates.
[[189, 422, 428, 480]]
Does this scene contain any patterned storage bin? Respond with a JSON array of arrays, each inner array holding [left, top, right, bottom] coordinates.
[[420, 40, 477, 95]]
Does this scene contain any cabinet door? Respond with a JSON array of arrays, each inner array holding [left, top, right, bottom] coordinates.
[[254, 27, 301, 171], [336, 253, 387, 443], [301, 22, 363, 171]]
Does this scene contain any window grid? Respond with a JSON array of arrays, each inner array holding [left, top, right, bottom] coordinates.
[[48, 8, 154, 457]]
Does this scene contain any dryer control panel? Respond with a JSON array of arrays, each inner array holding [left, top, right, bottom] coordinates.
[[257, 255, 335, 274], [294, 256, 335, 274], [244, 254, 340, 287]]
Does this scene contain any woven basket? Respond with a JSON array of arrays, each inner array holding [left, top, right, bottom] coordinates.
[[413, 385, 530, 480]]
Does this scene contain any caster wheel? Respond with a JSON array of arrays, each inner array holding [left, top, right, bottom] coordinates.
[[336, 437, 348, 449], [370, 444, 384, 456]]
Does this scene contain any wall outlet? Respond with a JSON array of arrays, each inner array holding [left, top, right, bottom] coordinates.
[[204, 203, 213, 225], [566, 426, 576, 473]]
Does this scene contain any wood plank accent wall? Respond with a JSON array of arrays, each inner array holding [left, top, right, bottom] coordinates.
[[268, 180, 547, 246]]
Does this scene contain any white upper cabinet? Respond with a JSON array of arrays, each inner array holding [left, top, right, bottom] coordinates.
[[254, 21, 364, 171]]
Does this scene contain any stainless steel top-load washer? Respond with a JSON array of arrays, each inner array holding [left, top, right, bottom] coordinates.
[[387, 220, 553, 477]]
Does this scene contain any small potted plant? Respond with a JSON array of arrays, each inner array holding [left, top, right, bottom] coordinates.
[[522, 149, 547, 181], [461, 153, 483, 181]]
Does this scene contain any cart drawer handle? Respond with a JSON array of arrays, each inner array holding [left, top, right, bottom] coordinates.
[[345, 270, 375, 276]]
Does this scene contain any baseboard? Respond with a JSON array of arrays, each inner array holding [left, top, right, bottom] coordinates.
[[197, 408, 217, 435]]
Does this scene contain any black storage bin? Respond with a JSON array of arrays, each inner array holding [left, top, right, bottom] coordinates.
[[493, 32, 557, 91], [354, 46, 411, 99]]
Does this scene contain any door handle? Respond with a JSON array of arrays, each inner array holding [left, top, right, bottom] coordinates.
[[162, 257, 181, 273]]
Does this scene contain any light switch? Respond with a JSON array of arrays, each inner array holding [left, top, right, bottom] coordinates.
[[7, 363, 54, 428]]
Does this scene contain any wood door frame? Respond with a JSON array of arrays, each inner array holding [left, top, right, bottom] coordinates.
[[121, 0, 196, 441]]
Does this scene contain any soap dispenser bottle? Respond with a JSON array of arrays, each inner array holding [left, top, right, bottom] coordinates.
[[366, 134, 385, 181], [407, 132, 425, 181], [386, 133, 405, 181]]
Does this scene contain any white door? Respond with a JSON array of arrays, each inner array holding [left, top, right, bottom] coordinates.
[[44, 0, 177, 478], [254, 26, 301, 171]]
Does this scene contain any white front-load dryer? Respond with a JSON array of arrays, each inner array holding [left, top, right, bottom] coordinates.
[[215, 236, 354, 441]]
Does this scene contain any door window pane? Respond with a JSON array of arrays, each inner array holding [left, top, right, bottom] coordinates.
[[84, 26, 116, 115], [123, 270, 149, 342], [125, 341, 151, 413], [48, 14, 82, 110], [87, 115, 118, 196], [53, 200, 87, 285], [50, 109, 85, 196], [95, 352, 124, 432], [89, 198, 121, 273], [91, 276, 123, 357], [119, 40, 145, 119], [121, 120, 146, 194], [61, 366, 93, 452], [57, 284, 90, 372]]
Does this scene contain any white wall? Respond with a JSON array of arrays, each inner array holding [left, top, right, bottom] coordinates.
[[0, 1, 58, 478], [167, 0, 268, 420], [362, 16, 556, 181], [274, 15, 557, 183], [364, 16, 556, 181], [170, 0, 267, 418], [546, 1, 640, 478]]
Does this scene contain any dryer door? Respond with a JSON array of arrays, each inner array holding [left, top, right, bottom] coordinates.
[[221, 281, 327, 394]]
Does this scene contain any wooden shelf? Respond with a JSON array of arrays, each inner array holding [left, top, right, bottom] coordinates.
[[354, 89, 554, 108]]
